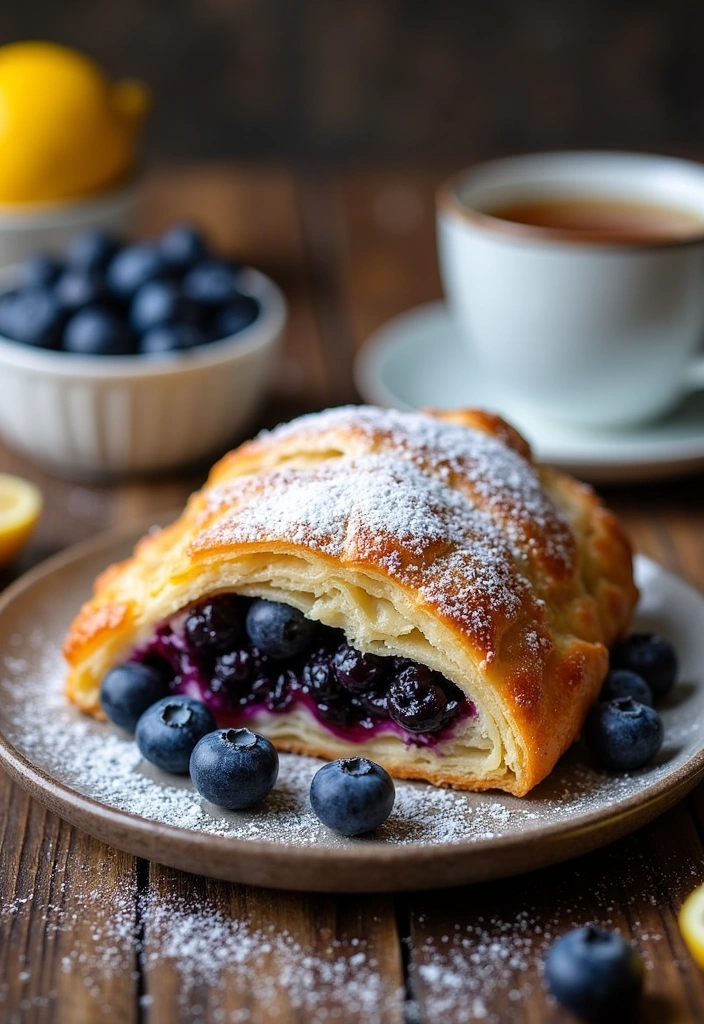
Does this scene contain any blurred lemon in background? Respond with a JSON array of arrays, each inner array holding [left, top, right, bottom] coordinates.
[[0, 474, 42, 567], [680, 883, 704, 969], [0, 41, 149, 204]]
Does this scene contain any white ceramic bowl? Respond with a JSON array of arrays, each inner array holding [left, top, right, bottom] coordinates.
[[0, 180, 138, 268], [0, 267, 287, 477]]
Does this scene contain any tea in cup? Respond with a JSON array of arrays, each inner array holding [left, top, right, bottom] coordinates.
[[437, 151, 704, 429]]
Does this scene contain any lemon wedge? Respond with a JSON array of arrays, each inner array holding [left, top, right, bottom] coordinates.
[[0, 475, 42, 567], [679, 883, 704, 968]]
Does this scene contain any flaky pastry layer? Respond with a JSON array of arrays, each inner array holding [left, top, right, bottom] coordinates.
[[64, 406, 638, 795]]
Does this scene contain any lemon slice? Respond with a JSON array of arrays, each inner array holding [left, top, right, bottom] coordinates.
[[0, 474, 42, 567], [680, 883, 704, 968]]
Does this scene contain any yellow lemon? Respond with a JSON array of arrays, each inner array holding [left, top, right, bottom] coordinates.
[[0, 474, 42, 566], [679, 883, 704, 968], [0, 41, 150, 204]]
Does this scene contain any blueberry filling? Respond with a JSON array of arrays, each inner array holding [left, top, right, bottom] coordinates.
[[130, 594, 471, 743]]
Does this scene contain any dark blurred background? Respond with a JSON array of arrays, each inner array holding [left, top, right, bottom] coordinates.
[[1, 0, 702, 164]]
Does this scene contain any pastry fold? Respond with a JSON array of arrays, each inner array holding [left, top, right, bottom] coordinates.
[[64, 406, 637, 796]]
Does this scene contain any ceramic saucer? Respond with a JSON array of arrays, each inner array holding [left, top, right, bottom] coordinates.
[[354, 301, 704, 484]]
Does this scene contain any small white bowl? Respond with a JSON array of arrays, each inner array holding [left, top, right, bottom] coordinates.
[[0, 180, 138, 268], [0, 267, 287, 478]]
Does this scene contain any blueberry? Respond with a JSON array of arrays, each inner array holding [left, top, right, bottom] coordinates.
[[600, 669, 653, 707], [332, 643, 384, 693], [0, 292, 17, 338], [160, 224, 208, 271], [189, 727, 279, 809], [99, 662, 170, 731], [0, 289, 63, 348], [359, 689, 389, 719], [387, 665, 455, 733], [182, 261, 239, 305], [315, 698, 359, 729], [66, 230, 120, 272], [55, 269, 109, 311], [611, 633, 678, 700], [246, 600, 318, 659], [184, 595, 245, 652], [250, 666, 299, 711], [212, 295, 259, 339], [309, 757, 395, 835], [129, 279, 197, 334], [106, 243, 167, 299], [544, 926, 643, 1022], [63, 306, 136, 356], [584, 697, 664, 771], [139, 323, 205, 355], [17, 255, 62, 290], [136, 696, 216, 773], [303, 648, 339, 702], [213, 648, 257, 686]]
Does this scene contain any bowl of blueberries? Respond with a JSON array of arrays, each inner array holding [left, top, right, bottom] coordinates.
[[0, 224, 287, 477]]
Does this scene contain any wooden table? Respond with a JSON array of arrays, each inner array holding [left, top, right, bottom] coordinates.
[[1, 164, 704, 1024]]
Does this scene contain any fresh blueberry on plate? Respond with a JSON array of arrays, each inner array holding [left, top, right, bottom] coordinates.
[[309, 757, 395, 835], [55, 269, 109, 311], [184, 595, 246, 652], [212, 295, 259, 339], [584, 697, 664, 771], [16, 255, 62, 290], [182, 261, 239, 306], [99, 662, 170, 732], [189, 727, 279, 809], [0, 289, 63, 349], [245, 599, 318, 659], [136, 696, 216, 773], [106, 242, 167, 299], [160, 224, 208, 271], [63, 306, 136, 356], [544, 926, 643, 1022], [600, 669, 653, 707], [139, 322, 204, 355], [610, 633, 678, 700], [66, 230, 120, 272]]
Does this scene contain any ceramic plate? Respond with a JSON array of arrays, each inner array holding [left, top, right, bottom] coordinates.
[[0, 527, 703, 893], [354, 301, 704, 483]]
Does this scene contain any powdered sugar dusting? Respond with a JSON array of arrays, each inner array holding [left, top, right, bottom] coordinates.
[[0, 871, 404, 1022], [1, 585, 700, 855], [253, 405, 575, 574], [0, 866, 668, 1022], [199, 455, 532, 652], [195, 404, 576, 661]]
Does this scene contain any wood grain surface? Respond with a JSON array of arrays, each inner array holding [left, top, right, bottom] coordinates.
[[1, 164, 704, 1022]]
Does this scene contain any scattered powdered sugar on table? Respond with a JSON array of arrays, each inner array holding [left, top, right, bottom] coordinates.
[[1, 623, 698, 850], [411, 904, 665, 1024], [0, 861, 666, 1023], [0, 867, 405, 1023]]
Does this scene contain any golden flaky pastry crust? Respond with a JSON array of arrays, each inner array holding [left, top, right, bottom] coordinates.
[[64, 406, 637, 796]]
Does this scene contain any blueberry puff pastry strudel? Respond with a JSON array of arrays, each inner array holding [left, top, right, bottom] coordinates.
[[64, 406, 637, 796]]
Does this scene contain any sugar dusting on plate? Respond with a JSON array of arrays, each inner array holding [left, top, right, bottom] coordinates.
[[0, 621, 698, 850], [0, 550, 700, 1023]]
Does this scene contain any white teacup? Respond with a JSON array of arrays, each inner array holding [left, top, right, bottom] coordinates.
[[437, 151, 704, 429]]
